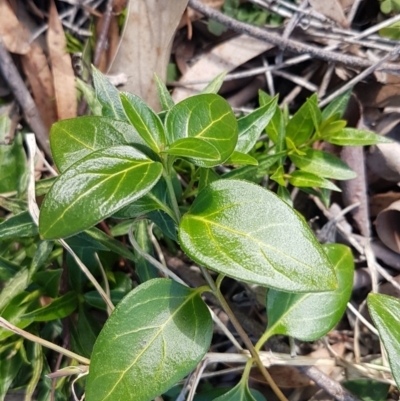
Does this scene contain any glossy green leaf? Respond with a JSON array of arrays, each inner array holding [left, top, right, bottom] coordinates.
[[324, 128, 392, 146], [86, 278, 213, 401], [92, 66, 127, 121], [0, 291, 40, 341], [154, 73, 174, 110], [35, 177, 57, 197], [0, 342, 24, 399], [289, 170, 341, 191], [0, 132, 26, 193], [163, 137, 221, 161], [39, 146, 163, 239], [267, 107, 286, 154], [213, 382, 263, 401], [32, 269, 63, 298], [148, 210, 177, 241], [134, 220, 158, 282], [225, 151, 258, 166], [0, 211, 38, 240], [343, 379, 389, 401], [322, 90, 351, 121], [120, 92, 166, 153], [22, 291, 78, 321], [179, 179, 336, 292], [286, 95, 319, 146], [165, 94, 238, 167], [289, 149, 356, 180], [30, 240, 54, 275], [0, 256, 18, 281], [266, 244, 353, 341], [0, 268, 30, 311], [84, 290, 125, 311], [50, 116, 147, 172], [368, 293, 400, 388], [200, 71, 226, 94], [236, 97, 278, 154]]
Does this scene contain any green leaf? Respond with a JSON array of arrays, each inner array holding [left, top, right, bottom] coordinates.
[[213, 382, 263, 401], [368, 293, 400, 388], [92, 66, 127, 121], [165, 94, 238, 167], [86, 278, 213, 401], [50, 116, 147, 172], [266, 244, 353, 341], [0, 268, 30, 311], [76, 78, 103, 116], [322, 90, 351, 121], [22, 291, 78, 322], [0, 256, 18, 281], [289, 170, 341, 191], [324, 128, 392, 146], [0, 132, 26, 193], [179, 179, 336, 292], [32, 269, 63, 298], [30, 240, 55, 275], [120, 92, 166, 153], [0, 342, 24, 399], [200, 72, 227, 94], [198, 168, 220, 192], [289, 149, 356, 180], [286, 94, 318, 146], [0, 211, 38, 240], [225, 151, 258, 166], [236, 97, 278, 154], [84, 290, 125, 311], [39, 146, 163, 239], [154, 73, 174, 111], [148, 210, 177, 241], [163, 137, 221, 162], [343, 379, 389, 401]]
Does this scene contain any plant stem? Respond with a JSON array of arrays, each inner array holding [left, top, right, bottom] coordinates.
[[199, 266, 289, 401], [163, 167, 181, 224], [0, 317, 90, 365]]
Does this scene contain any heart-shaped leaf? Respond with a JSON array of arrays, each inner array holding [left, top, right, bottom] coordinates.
[[368, 293, 400, 388], [165, 94, 238, 167], [179, 179, 336, 292], [120, 92, 166, 153], [236, 96, 278, 154], [50, 116, 147, 172], [86, 278, 213, 401], [39, 146, 163, 239], [265, 244, 353, 341], [289, 149, 356, 180], [163, 137, 221, 162]]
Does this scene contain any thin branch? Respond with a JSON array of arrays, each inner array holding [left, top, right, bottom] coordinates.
[[93, 0, 113, 67], [188, 0, 400, 74]]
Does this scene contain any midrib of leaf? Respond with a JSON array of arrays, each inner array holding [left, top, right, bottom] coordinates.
[[60, 126, 96, 151], [42, 161, 154, 236], [189, 109, 232, 140], [98, 80, 121, 119], [99, 289, 200, 400], [188, 215, 315, 271], [130, 109, 159, 151]]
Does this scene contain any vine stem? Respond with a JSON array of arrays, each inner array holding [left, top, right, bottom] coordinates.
[[199, 267, 289, 401]]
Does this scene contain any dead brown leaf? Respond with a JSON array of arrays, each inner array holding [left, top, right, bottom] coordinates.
[[21, 41, 57, 129], [47, 0, 77, 120], [108, 0, 188, 111], [308, 0, 349, 28], [0, 0, 30, 54]]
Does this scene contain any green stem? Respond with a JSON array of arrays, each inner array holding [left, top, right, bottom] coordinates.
[[163, 165, 181, 224], [198, 266, 288, 401]]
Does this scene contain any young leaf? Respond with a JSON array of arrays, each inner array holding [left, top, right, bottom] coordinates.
[[39, 146, 163, 239], [154, 73, 174, 110], [289, 170, 341, 191], [225, 151, 258, 166], [0, 211, 38, 240], [286, 94, 319, 146], [165, 94, 238, 167], [92, 67, 127, 121], [213, 382, 264, 401], [50, 116, 147, 172], [21, 291, 78, 322], [324, 128, 392, 146], [120, 92, 166, 153], [368, 293, 400, 388], [200, 71, 227, 94], [289, 149, 357, 180], [162, 137, 221, 162], [236, 96, 278, 154], [322, 90, 351, 121], [86, 279, 213, 401], [179, 180, 337, 292], [265, 244, 353, 341]]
